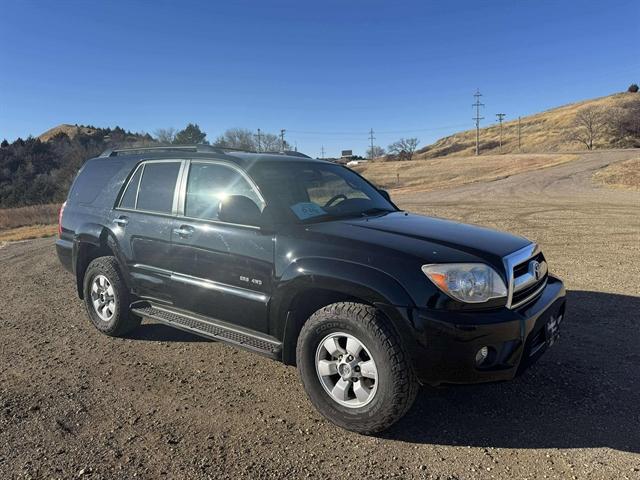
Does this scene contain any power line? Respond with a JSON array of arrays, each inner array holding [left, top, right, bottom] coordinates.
[[495, 113, 506, 152], [472, 89, 485, 156], [286, 123, 470, 136]]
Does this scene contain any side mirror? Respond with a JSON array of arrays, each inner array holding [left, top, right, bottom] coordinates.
[[378, 189, 391, 203], [218, 195, 262, 226]]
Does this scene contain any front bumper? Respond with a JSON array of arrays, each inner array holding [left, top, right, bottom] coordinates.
[[407, 274, 566, 385]]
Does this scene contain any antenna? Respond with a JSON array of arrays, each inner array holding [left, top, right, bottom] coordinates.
[[472, 89, 484, 156]]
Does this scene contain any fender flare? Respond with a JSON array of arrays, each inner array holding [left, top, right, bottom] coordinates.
[[72, 223, 129, 298], [272, 258, 417, 365]]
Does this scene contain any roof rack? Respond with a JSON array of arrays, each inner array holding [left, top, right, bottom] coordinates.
[[98, 145, 228, 157], [98, 144, 312, 159]]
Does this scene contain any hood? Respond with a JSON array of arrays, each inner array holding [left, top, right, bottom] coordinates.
[[305, 212, 531, 266]]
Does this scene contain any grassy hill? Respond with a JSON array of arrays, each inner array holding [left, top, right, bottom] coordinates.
[[415, 92, 640, 159], [38, 124, 99, 142]]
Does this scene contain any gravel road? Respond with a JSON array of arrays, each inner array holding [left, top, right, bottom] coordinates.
[[1, 151, 639, 479]]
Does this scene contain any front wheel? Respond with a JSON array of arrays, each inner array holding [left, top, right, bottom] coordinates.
[[296, 302, 418, 434]]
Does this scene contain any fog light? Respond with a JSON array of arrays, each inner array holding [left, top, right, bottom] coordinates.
[[475, 346, 489, 366]]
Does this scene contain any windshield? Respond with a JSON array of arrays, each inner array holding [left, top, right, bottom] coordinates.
[[248, 162, 396, 223]]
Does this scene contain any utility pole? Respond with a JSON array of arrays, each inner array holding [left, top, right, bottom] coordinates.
[[496, 113, 506, 152], [472, 89, 484, 156], [256, 128, 262, 152], [279, 129, 286, 152], [320, 145, 325, 159], [369, 128, 375, 160], [518, 116, 522, 151]]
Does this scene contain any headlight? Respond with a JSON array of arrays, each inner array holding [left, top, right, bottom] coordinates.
[[422, 263, 507, 303]]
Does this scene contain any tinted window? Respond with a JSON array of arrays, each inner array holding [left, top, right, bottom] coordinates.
[[68, 160, 124, 205], [119, 165, 142, 209], [249, 162, 394, 223], [185, 163, 263, 221], [136, 162, 181, 213]]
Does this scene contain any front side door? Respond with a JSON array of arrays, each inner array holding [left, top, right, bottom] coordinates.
[[113, 159, 184, 304], [170, 160, 274, 333]]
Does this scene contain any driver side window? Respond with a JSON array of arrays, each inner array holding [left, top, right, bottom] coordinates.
[[185, 163, 263, 221]]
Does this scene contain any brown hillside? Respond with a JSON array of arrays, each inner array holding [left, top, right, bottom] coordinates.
[[416, 92, 640, 159], [38, 124, 98, 142]]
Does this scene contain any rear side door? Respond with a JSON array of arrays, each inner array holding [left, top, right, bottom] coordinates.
[[113, 159, 185, 304], [169, 160, 274, 333]]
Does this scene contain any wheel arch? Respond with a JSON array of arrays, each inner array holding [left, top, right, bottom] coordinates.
[[73, 223, 127, 299], [274, 259, 417, 366]]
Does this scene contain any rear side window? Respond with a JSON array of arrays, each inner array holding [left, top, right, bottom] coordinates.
[[119, 165, 142, 209], [68, 160, 124, 205], [120, 162, 181, 214]]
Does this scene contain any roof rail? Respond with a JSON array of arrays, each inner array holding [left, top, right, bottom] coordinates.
[[98, 144, 312, 158], [98, 145, 228, 157]]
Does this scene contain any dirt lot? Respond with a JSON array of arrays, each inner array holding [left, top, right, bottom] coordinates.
[[1, 150, 639, 479]]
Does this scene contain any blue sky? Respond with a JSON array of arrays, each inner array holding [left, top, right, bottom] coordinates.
[[1, 0, 638, 157]]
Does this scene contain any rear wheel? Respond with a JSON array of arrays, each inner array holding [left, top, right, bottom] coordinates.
[[296, 302, 418, 434], [83, 256, 141, 337]]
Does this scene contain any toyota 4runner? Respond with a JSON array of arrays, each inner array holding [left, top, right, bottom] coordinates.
[[56, 145, 566, 433]]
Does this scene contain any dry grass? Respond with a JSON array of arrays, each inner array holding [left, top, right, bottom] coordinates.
[[593, 157, 640, 191], [0, 204, 59, 230], [0, 224, 57, 243], [354, 153, 577, 192], [416, 92, 640, 158], [38, 123, 98, 142]]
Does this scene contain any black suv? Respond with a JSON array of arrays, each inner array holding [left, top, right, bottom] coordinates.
[[56, 145, 566, 433]]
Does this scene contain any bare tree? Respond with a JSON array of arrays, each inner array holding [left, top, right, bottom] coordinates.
[[366, 145, 386, 159], [571, 106, 608, 150], [153, 127, 176, 144], [261, 133, 290, 152], [387, 138, 420, 160], [213, 128, 255, 150]]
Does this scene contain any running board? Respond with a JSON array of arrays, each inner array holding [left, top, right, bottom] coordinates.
[[131, 304, 282, 359]]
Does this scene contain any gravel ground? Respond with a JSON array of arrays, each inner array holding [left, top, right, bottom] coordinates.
[[1, 150, 639, 479]]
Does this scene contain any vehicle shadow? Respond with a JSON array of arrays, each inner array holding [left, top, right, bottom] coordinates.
[[383, 290, 640, 453], [125, 322, 210, 342]]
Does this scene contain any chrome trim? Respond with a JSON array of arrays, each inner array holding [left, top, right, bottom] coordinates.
[[132, 265, 269, 303], [132, 263, 172, 276], [172, 160, 188, 215], [510, 277, 548, 309], [171, 272, 268, 303], [513, 260, 548, 292], [502, 243, 540, 309]]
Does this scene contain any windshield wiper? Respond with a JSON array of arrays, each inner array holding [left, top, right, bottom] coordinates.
[[360, 208, 395, 217]]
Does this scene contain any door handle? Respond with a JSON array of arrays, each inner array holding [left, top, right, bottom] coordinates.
[[113, 216, 129, 226], [173, 225, 194, 237]]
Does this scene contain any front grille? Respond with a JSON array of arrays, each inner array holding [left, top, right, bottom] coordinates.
[[513, 252, 544, 278], [512, 274, 547, 306], [510, 251, 547, 308]]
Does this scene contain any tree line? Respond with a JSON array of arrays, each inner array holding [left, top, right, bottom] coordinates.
[[0, 124, 291, 208]]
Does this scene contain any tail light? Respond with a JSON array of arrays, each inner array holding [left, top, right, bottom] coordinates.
[[58, 201, 66, 237]]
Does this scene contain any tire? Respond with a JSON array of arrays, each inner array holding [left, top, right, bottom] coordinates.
[[83, 256, 141, 337], [296, 302, 419, 434]]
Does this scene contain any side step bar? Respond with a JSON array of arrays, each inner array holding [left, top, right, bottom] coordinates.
[[131, 304, 282, 359]]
